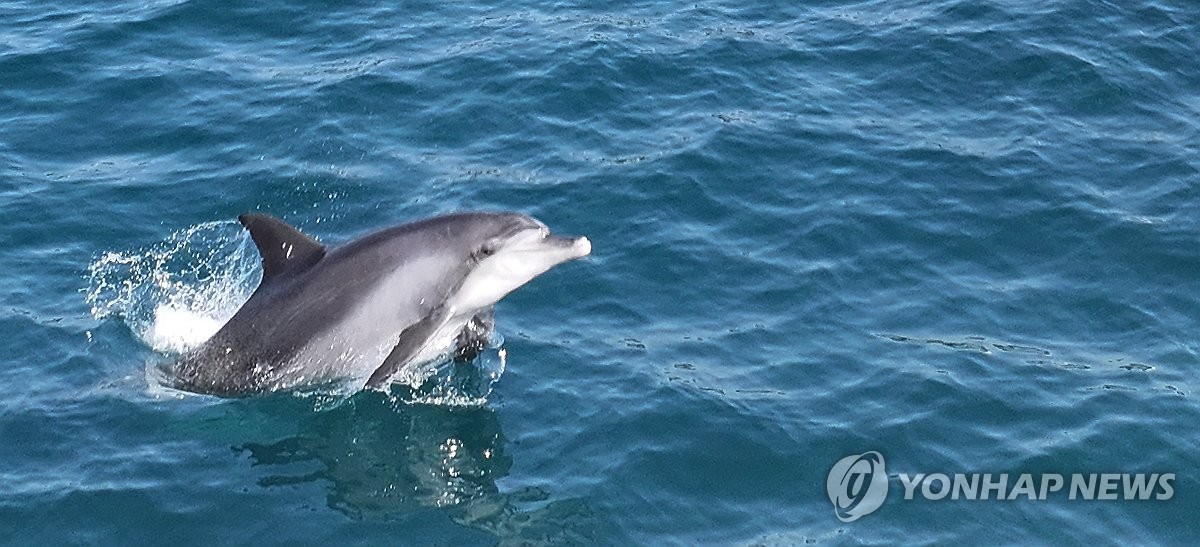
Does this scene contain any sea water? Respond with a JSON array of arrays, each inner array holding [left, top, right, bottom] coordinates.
[[2, 0, 1198, 543]]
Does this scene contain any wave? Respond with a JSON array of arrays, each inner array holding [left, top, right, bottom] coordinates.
[[85, 219, 504, 406]]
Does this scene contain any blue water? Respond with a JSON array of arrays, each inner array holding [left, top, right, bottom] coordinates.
[[2, 0, 1199, 543]]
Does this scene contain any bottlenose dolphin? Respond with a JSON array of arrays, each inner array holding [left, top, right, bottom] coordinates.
[[166, 212, 591, 396]]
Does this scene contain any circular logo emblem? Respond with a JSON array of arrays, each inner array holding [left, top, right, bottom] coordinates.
[[827, 451, 888, 522]]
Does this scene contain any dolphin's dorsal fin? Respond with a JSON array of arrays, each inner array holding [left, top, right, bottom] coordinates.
[[238, 213, 326, 280]]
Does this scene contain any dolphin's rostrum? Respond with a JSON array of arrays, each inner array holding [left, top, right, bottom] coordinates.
[[166, 212, 591, 396]]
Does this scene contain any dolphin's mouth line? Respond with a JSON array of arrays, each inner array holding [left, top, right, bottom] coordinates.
[[501, 234, 590, 255]]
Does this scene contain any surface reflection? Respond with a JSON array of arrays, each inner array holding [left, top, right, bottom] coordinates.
[[238, 393, 509, 517], [232, 392, 601, 543]]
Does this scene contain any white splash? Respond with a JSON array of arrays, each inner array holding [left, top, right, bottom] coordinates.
[[86, 220, 261, 354], [86, 218, 508, 405], [146, 304, 227, 353]]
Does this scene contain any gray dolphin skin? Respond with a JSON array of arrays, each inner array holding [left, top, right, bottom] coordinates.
[[166, 212, 591, 397]]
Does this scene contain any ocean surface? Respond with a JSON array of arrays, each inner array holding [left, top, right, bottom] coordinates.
[[2, 0, 1198, 544]]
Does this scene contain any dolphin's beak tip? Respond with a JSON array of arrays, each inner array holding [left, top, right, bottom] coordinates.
[[575, 236, 592, 257]]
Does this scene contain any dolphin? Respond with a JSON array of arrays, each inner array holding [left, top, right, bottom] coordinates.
[[165, 212, 591, 396]]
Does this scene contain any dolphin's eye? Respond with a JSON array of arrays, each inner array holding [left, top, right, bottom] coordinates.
[[477, 243, 497, 258]]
